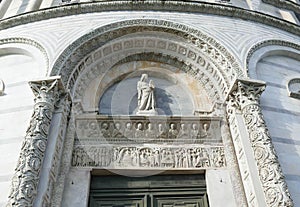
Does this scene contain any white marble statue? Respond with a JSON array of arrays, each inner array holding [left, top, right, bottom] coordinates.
[[136, 74, 157, 115]]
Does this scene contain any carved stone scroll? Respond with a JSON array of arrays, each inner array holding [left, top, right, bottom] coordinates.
[[6, 77, 64, 207], [227, 79, 293, 207]]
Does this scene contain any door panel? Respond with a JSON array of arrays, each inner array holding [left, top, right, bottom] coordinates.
[[89, 195, 147, 207], [89, 174, 209, 207]]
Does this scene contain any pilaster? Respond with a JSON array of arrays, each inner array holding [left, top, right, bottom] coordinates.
[[6, 76, 65, 207], [227, 79, 293, 207]]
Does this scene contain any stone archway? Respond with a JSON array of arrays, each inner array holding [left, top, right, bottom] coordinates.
[[49, 19, 247, 207], [6, 20, 293, 207]]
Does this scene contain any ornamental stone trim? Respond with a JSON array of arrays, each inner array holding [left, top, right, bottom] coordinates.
[[262, 0, 300, 14], [246, 39, 300, 71], [0, 1, 300, 37], [0, 37, 49, 72], [6, 77, 65, 207], [227, 79, 293, 207], [75, 115, 222, 144], [72, 145, 226, 169], [73, 51, 226, 106], [50, 118, 76, 207], [49, 19, 242, 103], [73, 115, 225, 169]]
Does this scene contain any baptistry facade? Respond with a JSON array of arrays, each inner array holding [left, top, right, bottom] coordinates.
[[0, 1, 300, 207]]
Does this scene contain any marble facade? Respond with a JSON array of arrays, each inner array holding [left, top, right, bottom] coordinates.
[[0, 1, 300, 207]]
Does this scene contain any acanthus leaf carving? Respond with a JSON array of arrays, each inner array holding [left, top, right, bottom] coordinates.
[[228, 79, 293, 207], [6, 77, 64, 207]]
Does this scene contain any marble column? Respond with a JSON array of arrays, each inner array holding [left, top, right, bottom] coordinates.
[[227, 79, 293, 207], [6, 77, 64, 207]]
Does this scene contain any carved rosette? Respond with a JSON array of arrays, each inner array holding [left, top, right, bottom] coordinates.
[[7, 77, 63, 207], [229, 79, 293, 207]]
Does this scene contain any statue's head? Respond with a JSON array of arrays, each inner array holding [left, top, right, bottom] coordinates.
[[126, 122, 132, 129], [140, 74, 148, 82]]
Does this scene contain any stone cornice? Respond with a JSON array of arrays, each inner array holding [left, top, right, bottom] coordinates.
[[0, 1, 299, 36], [262, 0, 300, 14]]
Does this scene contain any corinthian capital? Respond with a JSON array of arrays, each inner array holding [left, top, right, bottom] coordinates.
[[228, 79, 266, 110], [29, 76, 64, 106]]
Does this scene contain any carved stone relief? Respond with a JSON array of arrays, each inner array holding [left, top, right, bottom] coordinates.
[[75, 116, 222, 144], [227, 79, 293, 207], [6, 77, 64, 207], [48, 19, 243, 98], [72, 115, 224, 169], [72, 36, 230, 103], [72, 145, 226, 169]]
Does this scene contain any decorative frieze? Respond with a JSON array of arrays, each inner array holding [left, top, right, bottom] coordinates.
[[75, 115, 222, 144], [72, 145, 226, 169], [227, 79, 293, 207], [6, 77, 64, 207], [73, 115, 224, 169]]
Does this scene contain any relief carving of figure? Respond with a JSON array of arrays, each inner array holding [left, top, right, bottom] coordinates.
[[153, 150, 160, 167], [161, 149, 174, 167], [145, 123, 156, 138], [168, 123, 178, 139], [100, 122, 111, 138], [157, 123, 167, 138], [124, 122, 134, 138], [88, 122, 99, 137], [200, 123, 211, 138], [135, 123, 144, 138], [139, 149, 151, 167], [136, 74, 157, 115], [112, 123, 123, 138], [178, 123, 189, 139], [191, 123, 199, 139], [212, 148, 225, 167], [118, 148, 134, 167]]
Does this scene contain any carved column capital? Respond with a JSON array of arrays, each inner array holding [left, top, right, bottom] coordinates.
[[227, 79, 266, 110], [226, 78, 293, 206], [7, 76, 66, 207]]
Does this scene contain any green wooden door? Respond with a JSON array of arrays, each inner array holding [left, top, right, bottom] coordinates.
[[89, 174, 209, 207]]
